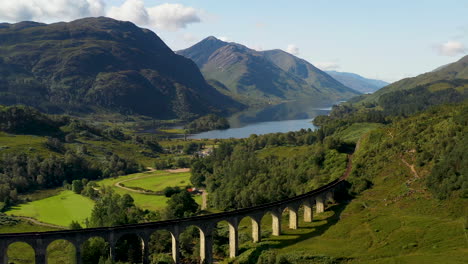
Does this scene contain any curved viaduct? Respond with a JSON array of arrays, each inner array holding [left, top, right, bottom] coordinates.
[[0, 169, 350, 264]]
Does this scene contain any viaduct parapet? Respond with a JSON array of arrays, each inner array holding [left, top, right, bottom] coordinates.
[[0, 177, 346, 264]]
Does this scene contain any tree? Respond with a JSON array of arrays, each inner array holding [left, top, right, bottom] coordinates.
[[165, 191, 199, 219], [72, 180, 84, 194], [69, 220, 82, 230]]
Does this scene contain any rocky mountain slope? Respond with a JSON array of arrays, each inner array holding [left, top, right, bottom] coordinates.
[[178, 37, 360, 105], [0, 18, 242, 120]]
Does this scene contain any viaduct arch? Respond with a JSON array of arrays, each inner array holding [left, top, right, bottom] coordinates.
[[0, 166, 349, 264]]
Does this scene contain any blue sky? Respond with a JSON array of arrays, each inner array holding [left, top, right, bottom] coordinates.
[[1, 0, 467, 82]]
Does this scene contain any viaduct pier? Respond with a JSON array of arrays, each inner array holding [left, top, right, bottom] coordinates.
[[0, 168, 350, 264]]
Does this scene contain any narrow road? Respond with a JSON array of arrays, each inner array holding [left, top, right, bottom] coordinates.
[[17, 216, 67, 230], [114, 173, 172, 194], [113, 168, 190, 194]]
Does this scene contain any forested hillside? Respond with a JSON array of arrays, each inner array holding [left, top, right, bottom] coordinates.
[[0, 105, 166, 210], [237, 102, 467, 263], [191, 129, 351, 210], [359, 55, 468, 103], [0, 18, 242, 120]]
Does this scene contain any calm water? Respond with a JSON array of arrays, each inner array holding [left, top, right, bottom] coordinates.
[[188, 118, 318, 139], [188, 100, 333, 139]]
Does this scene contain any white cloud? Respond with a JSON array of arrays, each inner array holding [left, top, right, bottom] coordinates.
[[147, 3, 201, 31], [0, 0, 105, 22], [107, 0, 149, 26], [218, 36, 230, 42], [436, 41, 466, 56], [286, 44, 299, 55], [0, 0, 202, 32], [315, 62, 340, 71]]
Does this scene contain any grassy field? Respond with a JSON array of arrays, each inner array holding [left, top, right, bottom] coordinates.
[[0, 132, 49, 155], [6, 190, 95, 227], [256, 145, 311, 159], [4, 170, 201, 227], [95, 170, 195, 211], [334, 122, 384, 143], [123, 171, 191, 191]]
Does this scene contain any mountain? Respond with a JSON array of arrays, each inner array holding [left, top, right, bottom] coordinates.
[[177, 37, 359, 105], [261, 49, 358, 96], [0, 17, 242, 119], [325, 71, 388, 93], [361, 55, 468, 103]]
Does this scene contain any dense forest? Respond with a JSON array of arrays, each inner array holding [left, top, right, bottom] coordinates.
[[314, 95, 468, 200], [191, 129, 350, 210], [0, 105, 171, 209], [184, 114, 230, 133]]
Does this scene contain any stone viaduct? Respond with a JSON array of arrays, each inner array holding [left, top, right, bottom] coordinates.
[[0, 176, 347, 264]]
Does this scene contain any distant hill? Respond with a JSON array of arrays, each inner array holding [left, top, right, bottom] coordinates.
[[361, 55, 468, 103], [178, 37, 360, 105], [0, 18, 242, 120], [326, 71, 388, 93]]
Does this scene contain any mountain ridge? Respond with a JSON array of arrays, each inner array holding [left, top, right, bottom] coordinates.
[[361, 54, 468, 102], [326, 70, 388, 94], [0, 18, 243, 119], [178, 36, 360, 105]]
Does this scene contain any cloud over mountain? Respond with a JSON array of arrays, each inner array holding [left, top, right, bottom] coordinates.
[[0, 0, 105, 22], [316, 62, 340, 71], [286, 44, 299, 55], [436, 41, 466, 56], [0, 0, 201, 31]]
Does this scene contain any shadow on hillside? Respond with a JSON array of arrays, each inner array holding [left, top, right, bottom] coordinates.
[[238, 202, 350, 259], [274, 202, 349, 249]]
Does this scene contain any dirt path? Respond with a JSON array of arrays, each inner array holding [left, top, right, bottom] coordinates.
[[401, 158, 420, 179], [164, 168, 190, 173], [340, 137, 362, 180], [18, 216, 67, 230], [113, 168, 190, 194], [114, 172, 172, 194]]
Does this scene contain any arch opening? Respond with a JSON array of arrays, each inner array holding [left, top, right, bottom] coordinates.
[[149, 229, 174, 264], [114, 233, 144, 264], [237, 215, 258, 244], [179, 225, 203, 263], [6, 241, 35, 264], [81, 236, 110, 264], [213, 220, 232, 260], [260, 212, 275, 238], [47, 239, 75, 264]]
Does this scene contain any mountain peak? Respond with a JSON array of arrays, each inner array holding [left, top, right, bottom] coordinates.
[[204, 36, 224, 42], [0, 17, 242, 118], [177, 36, 230, 68]]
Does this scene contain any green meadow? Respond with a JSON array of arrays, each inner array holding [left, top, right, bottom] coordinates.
[[123, 171, 191, 191], [6, 190, 94, 227], [95, 170, 199, 211], [5, 170, 201, 227]]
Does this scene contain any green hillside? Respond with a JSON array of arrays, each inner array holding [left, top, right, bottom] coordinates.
[[360, 55, 468, 103], [0, 18, 242, 120], [222, 101, 468, 264], [178, 37, 360, 105]]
